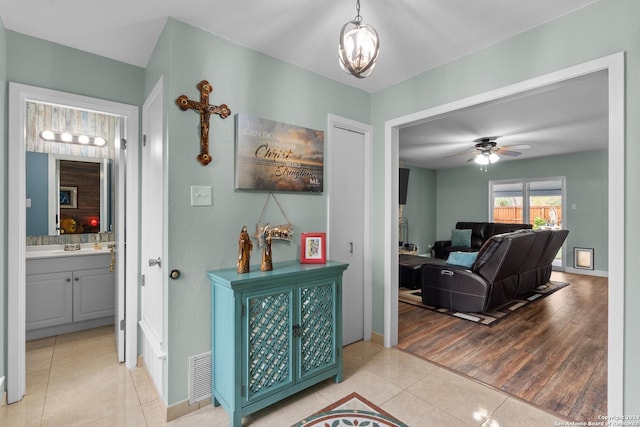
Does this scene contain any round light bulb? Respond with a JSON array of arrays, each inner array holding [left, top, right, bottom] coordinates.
[[78, 135, 90, 144], [40, 130, 55, 140], [60, 132, 72, 142], [93, 137, 107, 147]]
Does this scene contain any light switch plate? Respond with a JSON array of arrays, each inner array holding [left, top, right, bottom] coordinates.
[[190, 186, 212, 206]]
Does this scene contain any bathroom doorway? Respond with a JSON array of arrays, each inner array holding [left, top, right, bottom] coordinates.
[[7, 83, 140, 403]]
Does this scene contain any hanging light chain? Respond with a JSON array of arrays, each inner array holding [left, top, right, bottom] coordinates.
[[354, 0, 362, 23]]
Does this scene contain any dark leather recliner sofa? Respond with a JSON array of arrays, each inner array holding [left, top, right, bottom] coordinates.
[[433, 221, 532, 260], [421, 228, 569, 313]]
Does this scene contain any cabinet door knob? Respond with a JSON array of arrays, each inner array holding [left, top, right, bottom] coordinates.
[[66, 278, 71, 282], [292, 324, 302, 337], [75, 277, 79, 281]]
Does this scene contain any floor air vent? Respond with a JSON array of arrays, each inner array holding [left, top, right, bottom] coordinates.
[[189, 351, 212, 405]]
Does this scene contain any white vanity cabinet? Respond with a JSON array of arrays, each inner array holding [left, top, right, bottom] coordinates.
[[26, 271, 73, 330], [26, 252, 115, 339]]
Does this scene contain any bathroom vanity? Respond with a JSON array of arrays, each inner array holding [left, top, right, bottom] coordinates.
[[26, 245, 115, 340]]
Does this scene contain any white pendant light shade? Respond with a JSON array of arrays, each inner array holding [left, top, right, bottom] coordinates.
[[339, 20, 379, 78]]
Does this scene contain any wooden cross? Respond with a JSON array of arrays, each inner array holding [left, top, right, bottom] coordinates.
[[176, 80, 231, 165]]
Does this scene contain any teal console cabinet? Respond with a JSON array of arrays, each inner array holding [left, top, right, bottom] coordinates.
[[207, 260, 349, 426]]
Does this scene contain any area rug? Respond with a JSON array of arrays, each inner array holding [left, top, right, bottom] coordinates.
[[292, 392, 409, 427], [399, 280, 569, 327]]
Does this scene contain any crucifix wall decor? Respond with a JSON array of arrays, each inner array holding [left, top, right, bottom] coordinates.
[[176, 80, 231, 165]]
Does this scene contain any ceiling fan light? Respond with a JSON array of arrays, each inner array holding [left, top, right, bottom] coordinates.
[[489, 153, 500, 163], [474, 154, 489, 165]]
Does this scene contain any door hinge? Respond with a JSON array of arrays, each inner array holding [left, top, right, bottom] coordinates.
[[143, 134, 147, 146], [141, 274, 146, 287], [241, 385, 245, 397], [241, 303, 245, 317], [120, 138, 127, 150], [120, 319, 126, 331]]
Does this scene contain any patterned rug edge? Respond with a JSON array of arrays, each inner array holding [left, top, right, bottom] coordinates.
[[399, 280, 570, 327], [292, 392, 409, 427]]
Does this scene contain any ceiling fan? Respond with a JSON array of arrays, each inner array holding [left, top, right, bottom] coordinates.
[[445, 137, 531, 170]]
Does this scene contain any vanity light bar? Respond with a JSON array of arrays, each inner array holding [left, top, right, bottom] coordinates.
[[39, 130, 108, 147]]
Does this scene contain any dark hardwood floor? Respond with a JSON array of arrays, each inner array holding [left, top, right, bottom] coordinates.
[[397, 271, 607, 421]]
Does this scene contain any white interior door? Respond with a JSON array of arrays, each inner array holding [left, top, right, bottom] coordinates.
[[140, 77, 166, 398], [113, 117, 126, 362], [329, 124, 366, 346]]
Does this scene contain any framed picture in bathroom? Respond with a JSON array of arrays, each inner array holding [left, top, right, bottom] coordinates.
[[60, 186, 77, 209]]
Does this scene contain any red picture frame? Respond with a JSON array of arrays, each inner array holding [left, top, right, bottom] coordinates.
[[300, 232, 326, 264]]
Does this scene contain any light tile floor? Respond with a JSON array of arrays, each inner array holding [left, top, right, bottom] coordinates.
[[0, 326, 567, 426]]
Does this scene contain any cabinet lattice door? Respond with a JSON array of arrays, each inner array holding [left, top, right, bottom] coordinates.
[[246, 289, 294, 400], [299, 281, 336, 379]]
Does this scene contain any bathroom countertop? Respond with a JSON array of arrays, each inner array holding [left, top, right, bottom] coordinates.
[[26, 244, 113, 260]]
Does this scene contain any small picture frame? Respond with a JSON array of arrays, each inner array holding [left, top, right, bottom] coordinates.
[[574, 247, 594, 270], [300, 232, 326, 264], [60, 186, 77, 209]]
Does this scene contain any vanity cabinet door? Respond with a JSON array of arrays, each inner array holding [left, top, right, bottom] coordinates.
[[73, 267, 115, 322], [26, 272, 73, 330]]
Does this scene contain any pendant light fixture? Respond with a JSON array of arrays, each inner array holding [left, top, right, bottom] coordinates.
[[338, 0, 380, 79]]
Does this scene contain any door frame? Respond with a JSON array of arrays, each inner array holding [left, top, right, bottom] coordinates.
[[7, 83, 140, 403], [383, 53, 624, 414], [327, 114, 373, 342]]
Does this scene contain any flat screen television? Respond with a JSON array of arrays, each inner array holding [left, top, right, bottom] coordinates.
[[399, 168, 410, 205]]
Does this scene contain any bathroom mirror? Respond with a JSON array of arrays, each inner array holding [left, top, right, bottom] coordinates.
[[24, 100, 116, 239], [26, 154, 112, 235]]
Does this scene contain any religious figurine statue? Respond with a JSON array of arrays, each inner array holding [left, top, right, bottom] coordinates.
[[237, 225, 252, 274], [253, 223, 273, 271], [261, 234, 273, 272]]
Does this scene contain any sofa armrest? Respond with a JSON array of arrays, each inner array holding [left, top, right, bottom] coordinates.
[[432, 240, 451, 259], [421, 264, 491, 312]]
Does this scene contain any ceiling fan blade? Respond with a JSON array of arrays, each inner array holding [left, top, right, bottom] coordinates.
[[500, 143, 532, 150], [497, 149, 522, 157], [443, 149, 475, 159]]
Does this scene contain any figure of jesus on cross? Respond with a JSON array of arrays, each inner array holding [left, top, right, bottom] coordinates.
[[176, 80, 231, 165]]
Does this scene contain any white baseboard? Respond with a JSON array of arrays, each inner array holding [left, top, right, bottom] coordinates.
[[564, 267, 608, 277], [0, 376, 5, 407]]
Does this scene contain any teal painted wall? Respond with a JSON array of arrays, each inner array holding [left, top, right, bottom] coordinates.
[[400, 166, 437, 255], [145, 19, 371, 405], [371, 0, 639, 413], [0, 15, 7, 393], [435, 150, 608, 271], [6, 32, 144, 106]]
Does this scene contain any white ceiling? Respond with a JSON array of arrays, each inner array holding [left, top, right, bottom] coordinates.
[[399, 70, 609, 169], [0, 0, 599, 93], [0, 0, 606, 167]]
